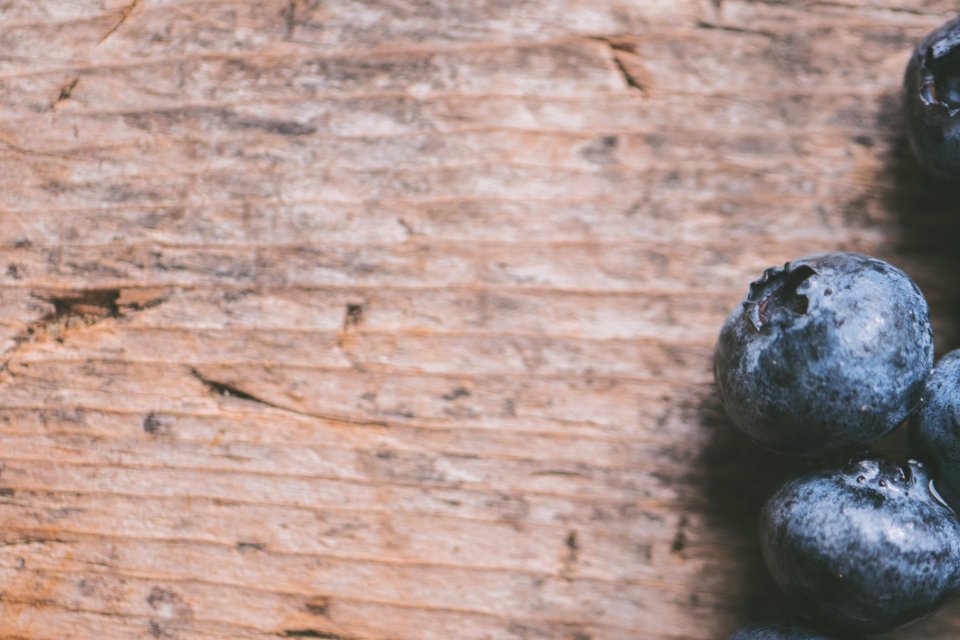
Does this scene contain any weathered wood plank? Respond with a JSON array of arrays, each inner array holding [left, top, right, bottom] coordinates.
[[1, 0, 959, 638]]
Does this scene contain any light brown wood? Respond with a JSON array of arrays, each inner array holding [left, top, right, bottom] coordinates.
[[1, 1, 959, 638]]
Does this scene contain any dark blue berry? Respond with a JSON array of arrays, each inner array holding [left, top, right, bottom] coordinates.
[[905, 16, 960, 178], [714, 252, 933, 457], [760, 458, 960, 635], [911, 349, 960, 512], [728, 621, 845, 640]]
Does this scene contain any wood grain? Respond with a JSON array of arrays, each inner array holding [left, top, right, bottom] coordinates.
[[1, 1, 960, 638]]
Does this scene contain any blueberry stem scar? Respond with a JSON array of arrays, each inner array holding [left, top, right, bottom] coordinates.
[[745, 263, 816, 330]]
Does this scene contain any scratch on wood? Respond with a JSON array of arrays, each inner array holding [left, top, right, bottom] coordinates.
[[281, 631, 355, 639], [397, 218, 417, 237], [531, 468, 589, 478], [694, 20, 775, 38], [0, 537, 69, 548], [99, 0, 141, 45], [0, 134, 71, 159], [808, 0, 938, 16], [50, 78, 80, 110]]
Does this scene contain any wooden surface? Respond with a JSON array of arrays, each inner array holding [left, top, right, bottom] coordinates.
[[2, 1, 960, 638]]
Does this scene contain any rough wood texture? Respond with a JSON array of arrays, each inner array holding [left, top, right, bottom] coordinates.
[[1, 1, 960, 638]]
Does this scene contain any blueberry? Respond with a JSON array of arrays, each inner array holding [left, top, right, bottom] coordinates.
[[714, 252, 933, 457], [911, 349, 960, 511], [728, 621, 846, 640], [760, 458, 960, 634], [905, 16, 960, 178]]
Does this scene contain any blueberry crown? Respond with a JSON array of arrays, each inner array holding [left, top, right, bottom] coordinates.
[[744, 262, 817, 331]]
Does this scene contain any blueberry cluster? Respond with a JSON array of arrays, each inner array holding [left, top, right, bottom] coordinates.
[[717, 17, 960, 639], [715, 252, 960, 638]]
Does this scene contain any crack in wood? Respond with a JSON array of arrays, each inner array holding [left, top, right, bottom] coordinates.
[[99, 0, 141, 45], [190, 368, 390, 429], [0, 288, 166, 375], [191, 368, 264, 403], [588, 36, 647, 95], [610, 56, 645, 94], [1, 289, 120, 373]]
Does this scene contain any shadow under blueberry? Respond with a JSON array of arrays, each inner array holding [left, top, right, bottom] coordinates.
[[692, 389, 806, 631], [878, 90, 960, 356]]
